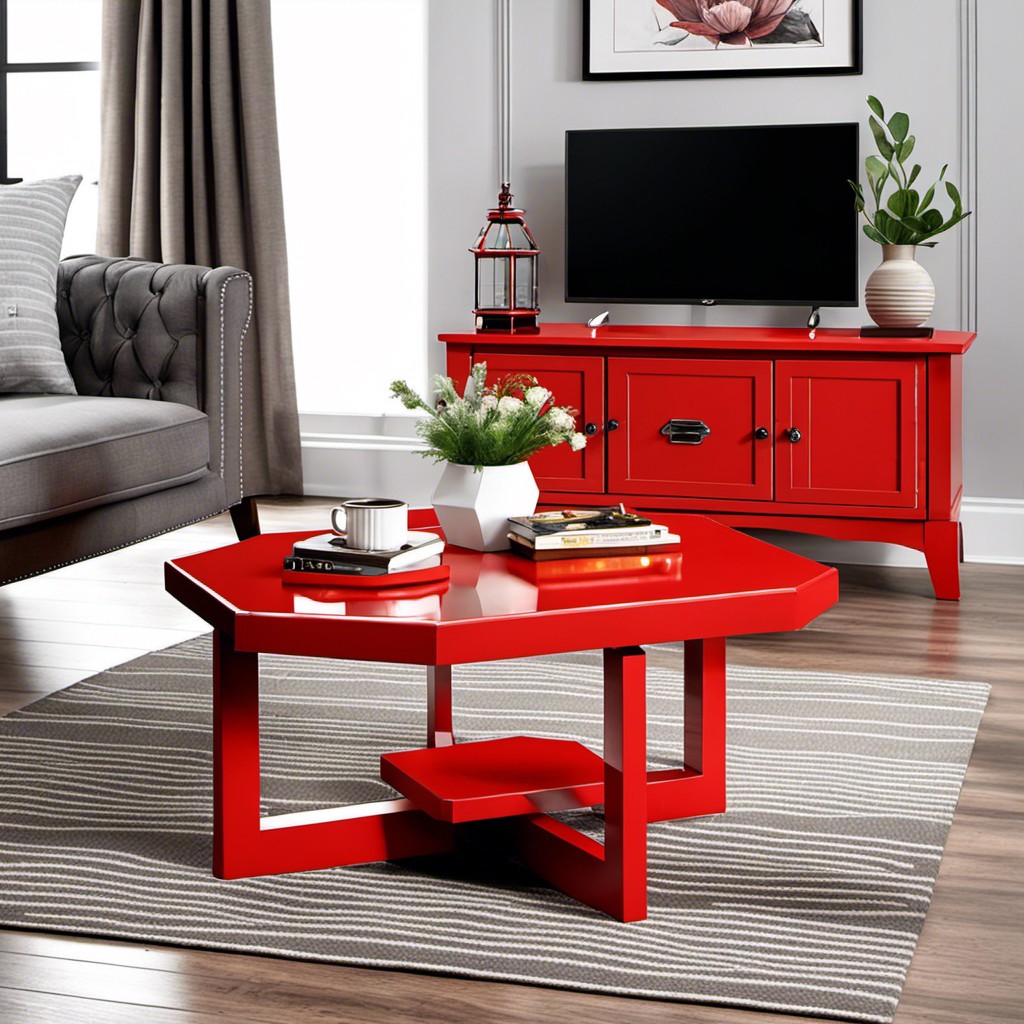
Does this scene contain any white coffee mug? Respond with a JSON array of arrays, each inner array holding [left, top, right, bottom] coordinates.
[[331, 497, 408, 551]]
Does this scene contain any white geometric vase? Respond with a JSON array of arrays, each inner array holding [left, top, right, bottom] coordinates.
[[431, 461, 539, 551], [865, 244, 936, 328]]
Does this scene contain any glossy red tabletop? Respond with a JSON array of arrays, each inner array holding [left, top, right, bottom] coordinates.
[[165, 513, 838, 665]]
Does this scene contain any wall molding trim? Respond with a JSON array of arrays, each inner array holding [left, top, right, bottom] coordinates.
[[302, 431, 426, 455], [958, 0, 978, 333]]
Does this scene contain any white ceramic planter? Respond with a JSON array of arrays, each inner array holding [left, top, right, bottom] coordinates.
[[865, 244, 935, 328], [431, 461, 540, 551]]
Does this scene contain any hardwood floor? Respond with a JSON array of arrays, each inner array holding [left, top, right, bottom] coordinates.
[[1, 497, 1021, 1024]]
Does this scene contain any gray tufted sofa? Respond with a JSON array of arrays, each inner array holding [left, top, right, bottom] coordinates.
[[0, 255, 261, 586]]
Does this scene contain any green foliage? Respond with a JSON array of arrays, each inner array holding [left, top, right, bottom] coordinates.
[[390, 363, 586, 469], [850, 96, 971, 247]]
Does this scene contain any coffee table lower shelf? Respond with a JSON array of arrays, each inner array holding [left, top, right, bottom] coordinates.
[[381, 736, 608, 823]]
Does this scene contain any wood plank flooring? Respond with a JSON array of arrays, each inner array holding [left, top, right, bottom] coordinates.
[[0, 497, 1021, 1024]]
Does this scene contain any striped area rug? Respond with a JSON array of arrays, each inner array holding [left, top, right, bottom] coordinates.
[[0, 636, 988, 1023]]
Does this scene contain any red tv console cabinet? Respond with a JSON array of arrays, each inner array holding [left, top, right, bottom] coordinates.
[[440, 324, 975, 600]]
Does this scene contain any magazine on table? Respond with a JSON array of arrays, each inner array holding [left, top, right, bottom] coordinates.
[[507, 507, 653, 536], [515, 525, 672, 550], [507, 531, 681, 560]]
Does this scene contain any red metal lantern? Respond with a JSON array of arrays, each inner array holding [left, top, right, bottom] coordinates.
[[470, 183, 540, 333]]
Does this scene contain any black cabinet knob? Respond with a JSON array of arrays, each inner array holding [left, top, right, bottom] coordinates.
[[606, 419, 620, 432], [584, 422, 598, 435], [787, 427, 802, 443], [754, 426, 770, 440]]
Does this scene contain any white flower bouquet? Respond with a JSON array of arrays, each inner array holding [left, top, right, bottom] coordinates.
[[390, 362, 587, 469]]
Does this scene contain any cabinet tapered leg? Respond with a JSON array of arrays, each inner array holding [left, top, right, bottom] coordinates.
[[924, 520, 962, 601]]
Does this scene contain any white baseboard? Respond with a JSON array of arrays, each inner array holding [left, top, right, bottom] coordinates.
[[300, 421, 1024, 567], [960, 497, 1024, 565]]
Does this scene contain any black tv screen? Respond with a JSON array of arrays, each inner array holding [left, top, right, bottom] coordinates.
[[565, 124, 859, 308]]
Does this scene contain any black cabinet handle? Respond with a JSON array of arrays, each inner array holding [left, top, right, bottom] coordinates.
[[754, 426, 770, 440], [787, 427, 802, 443], [660, 419, 711, 445], [584, 422, 598, 435], [606, 419, 620, 432]]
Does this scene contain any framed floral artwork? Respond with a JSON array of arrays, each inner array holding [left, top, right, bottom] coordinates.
[[583, 0, 862, 80]]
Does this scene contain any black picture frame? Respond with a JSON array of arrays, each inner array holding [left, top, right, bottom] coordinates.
[[583, 0, 862, 81]]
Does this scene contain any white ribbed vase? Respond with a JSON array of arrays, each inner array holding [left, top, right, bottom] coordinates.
[[431, 461, 539, 551], [865, 244, 935, 328]]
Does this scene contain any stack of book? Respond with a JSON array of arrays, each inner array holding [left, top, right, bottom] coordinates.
[[506, 508, 680, 561], [283, 531, 448, 586]]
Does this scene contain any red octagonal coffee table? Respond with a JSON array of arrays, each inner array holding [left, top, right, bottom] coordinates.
[[165, 512, 838, 922]]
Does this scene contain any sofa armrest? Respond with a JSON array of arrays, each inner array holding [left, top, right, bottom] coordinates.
[[57, 255, 253, 507], [200, 266, 253, 507]]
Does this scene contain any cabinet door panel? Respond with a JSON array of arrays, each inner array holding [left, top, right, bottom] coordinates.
[[607, 357, 773, 500], [479, 353, 605, 493], [776, 359, 923, 508]]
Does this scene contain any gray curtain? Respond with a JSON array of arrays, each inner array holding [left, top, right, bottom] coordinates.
[[98, 0, 302, 495]]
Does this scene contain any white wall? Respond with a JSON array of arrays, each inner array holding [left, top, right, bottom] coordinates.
[[304, 0, 1024, 565], [301, 0, 495, 499], [273, 0, 429, 421]]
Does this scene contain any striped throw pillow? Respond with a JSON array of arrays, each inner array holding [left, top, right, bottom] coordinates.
[[0, 175, 82, 394]]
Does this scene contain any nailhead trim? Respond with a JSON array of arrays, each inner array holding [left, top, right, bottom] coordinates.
[[218, 272, 253, 502]]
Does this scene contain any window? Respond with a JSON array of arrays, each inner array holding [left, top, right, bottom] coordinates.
[[272, 0, 428, 418], [0, 0, 101, 255]]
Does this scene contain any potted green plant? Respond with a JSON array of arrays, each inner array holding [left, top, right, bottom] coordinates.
[[391, 362, 586, 550], [850, 95, 971, 329]]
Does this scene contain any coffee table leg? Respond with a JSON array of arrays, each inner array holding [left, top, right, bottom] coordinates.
[[427, 665, 454, 747], [512, 645, 648, 921], [212, 630, 261, 878], [211, 632, 454, 879], [646, 636, 727, 822], [683, 637, 727, 809], [602, 645, 649, 921]]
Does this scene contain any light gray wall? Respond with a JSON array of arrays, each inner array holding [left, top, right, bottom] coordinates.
[[427, 1, 497, 380], [429, 0, 1020, 503]]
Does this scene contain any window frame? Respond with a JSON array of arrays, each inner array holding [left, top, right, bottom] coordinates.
[[0, 0, 99, 184]]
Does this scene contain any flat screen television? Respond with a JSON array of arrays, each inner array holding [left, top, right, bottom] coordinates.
[[565, 123, 859, 308]]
